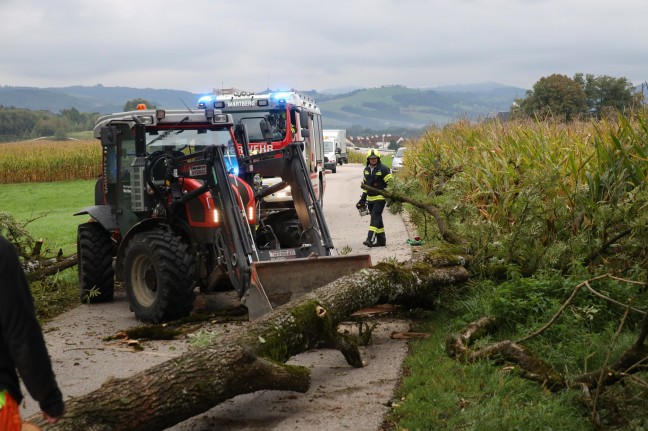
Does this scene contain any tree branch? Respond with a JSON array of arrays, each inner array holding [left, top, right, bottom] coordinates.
[[362, 184, 463, 244]]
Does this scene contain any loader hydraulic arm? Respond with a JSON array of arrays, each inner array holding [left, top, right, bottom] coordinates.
[[172, 145, 258, 297], [240, 142, 334, 254]]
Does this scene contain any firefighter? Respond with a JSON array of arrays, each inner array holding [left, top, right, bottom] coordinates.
[[356, 149, 393, 247]]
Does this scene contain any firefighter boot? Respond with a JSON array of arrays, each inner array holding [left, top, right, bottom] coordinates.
[[363, 232, 376, 247], [376, 233, 386, 247]]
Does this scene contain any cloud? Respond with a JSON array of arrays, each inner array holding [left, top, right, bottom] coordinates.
[[1, 0, 646, 92]]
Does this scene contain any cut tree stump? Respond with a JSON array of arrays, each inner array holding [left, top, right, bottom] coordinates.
[[28, 252, 469, 431]]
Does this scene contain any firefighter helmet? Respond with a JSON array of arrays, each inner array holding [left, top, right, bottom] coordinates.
[[366, 149, 381, 162]]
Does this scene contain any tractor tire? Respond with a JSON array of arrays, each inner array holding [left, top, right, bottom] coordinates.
[[123, 228, 196, 323], [77, 222, 115, 303], [331, 164, 337, 174]]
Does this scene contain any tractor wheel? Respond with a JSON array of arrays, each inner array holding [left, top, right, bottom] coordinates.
[[123, 228, 196, 323], [331, 164, 337, 174], [77, 222, 115, 303]]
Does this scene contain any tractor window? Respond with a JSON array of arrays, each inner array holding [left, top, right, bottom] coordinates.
[[146, 129, 232, 154]]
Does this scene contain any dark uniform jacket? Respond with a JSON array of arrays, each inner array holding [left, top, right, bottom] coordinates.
[[0, 236, 64, 418], [360, 162, 392, 202]]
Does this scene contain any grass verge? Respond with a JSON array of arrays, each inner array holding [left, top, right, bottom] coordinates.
[[386, 274, 648, 431], [387, 309, 590, 431], [0, 179, 96, 255], [0, 180, 96, 320]]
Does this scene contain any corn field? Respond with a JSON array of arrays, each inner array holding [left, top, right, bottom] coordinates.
[[399, 113, 648, 276], [0, 139, 101, 184]]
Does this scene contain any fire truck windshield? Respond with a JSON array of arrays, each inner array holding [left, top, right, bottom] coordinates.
[[229, 109, 287, 143]]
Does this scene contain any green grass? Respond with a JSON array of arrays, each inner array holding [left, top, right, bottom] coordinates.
[[67, 130, 94, 140], [388, 310, 592, 431], [0, 179, 96, 255], [30, 271, 80, 321], [386, 271, 648, 431], [0, 180, 96, 320]]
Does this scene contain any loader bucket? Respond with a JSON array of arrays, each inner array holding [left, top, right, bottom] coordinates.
[[243, 254, 372, 320]]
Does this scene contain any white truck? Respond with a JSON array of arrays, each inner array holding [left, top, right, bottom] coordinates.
[[323, 129, 347, 173]]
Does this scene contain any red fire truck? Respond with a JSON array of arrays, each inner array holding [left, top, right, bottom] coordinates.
[[198, 89, 326, 206]]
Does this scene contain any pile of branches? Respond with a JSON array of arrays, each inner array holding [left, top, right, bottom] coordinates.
[[447, 274, 648, 426]]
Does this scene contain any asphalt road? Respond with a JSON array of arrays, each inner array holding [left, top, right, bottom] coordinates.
[[321, 162, 413, 263], [24, 163, 415, 430]]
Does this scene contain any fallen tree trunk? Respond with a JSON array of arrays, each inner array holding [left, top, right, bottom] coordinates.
[[23, 254, 77, 282], [29, 252, 469, 431]]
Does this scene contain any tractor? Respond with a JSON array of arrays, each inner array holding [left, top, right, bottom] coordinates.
[[75, 107, 369, 323]]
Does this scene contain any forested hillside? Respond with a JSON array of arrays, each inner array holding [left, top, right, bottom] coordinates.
[[313, 84, 524, 128], [0, 84, 199, 114], [0, 83, 526, 133]]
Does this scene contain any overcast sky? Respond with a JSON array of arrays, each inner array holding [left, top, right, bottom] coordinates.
[[0, 0, 646, 94]]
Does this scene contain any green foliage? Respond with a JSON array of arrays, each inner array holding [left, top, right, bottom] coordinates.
[[515, 74, 587, 121], [389, 270, 648, 430], [0, 107, 47, 142], [0, 211, 35, 256], [389, 308, 594, 431], [513, 73, 639, 122], [123, 98, 157, 111], [574, 73, 639, 117], [401, 114, 648, 277], [0, 106, 98, 142], [394, 113, 648, 426], [487, 274, 566, 327], [0, 211, 78, 321], [30, 272, 79, 322]]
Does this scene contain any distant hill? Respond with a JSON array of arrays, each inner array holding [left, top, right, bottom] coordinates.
[[309, 84, 527, 129], [0, 84, 200, 114], [0, 83, 528, 130]]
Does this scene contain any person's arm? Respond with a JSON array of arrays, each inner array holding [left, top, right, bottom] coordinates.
[[0, 238, 64, 420], [383, 165, 393, 186]]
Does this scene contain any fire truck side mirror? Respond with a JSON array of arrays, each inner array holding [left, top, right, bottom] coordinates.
[[299, 110, 309, 129], [301, 128, 310, 138], [234, 124, 251, 157]]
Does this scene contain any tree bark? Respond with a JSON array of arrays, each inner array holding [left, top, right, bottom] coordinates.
[[23, 254, 77, 282], [28, 251, 469, 431]]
